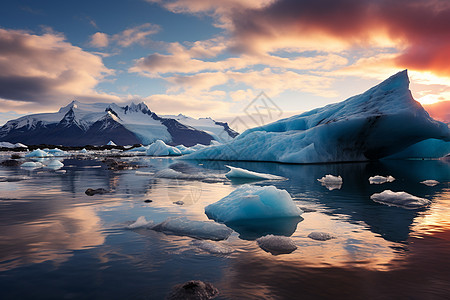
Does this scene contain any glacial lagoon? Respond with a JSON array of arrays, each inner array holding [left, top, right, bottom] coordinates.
[[1, 154, 449, 299]]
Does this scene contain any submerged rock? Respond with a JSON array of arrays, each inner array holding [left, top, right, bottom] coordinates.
[[256, 234, 297, 255], [166, 280, 218, 300], [85, 188, 109, 196], [191, 240, 233, 255], [144, 199, 153, 203], [308, 232, 336, 241]]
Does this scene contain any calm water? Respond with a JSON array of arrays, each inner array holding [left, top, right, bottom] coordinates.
[[0, 153, 449, 299]]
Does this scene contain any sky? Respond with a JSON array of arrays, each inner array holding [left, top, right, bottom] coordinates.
[[1, 0, 450, 126]]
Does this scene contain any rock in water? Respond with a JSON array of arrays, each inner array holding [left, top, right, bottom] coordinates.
[[183, 70, 450, 163], [166, 280, 218, 300], [85, 188, 109, 196], [308, 232, 336, 241], [256, 235, 297, 255]]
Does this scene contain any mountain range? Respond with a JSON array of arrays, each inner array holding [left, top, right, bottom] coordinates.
[[0, 101, 238, 146]]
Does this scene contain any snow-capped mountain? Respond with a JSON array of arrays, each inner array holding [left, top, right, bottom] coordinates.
[[0, 101, 238, 146], [185, 70, 450, 163]]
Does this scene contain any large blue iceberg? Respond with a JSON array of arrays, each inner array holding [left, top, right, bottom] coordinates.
[[184, 70, 450, 163]]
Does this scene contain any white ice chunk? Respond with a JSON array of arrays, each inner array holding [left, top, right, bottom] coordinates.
[[152, 217, 233, 241], [191, 240, 234, 255], [25, 149, 51, 158], [107, 140, 117, 146], [256, 234, 297, 255], [146, 140, 182, 156], [371, 190, 431, 209], [421, 180, 439, 186], [126, 216, 154, 229], [369, 175, 395, 184], [155, 168, 209, 180], [44, 160, 64, 170], [80, 148, 88, 153], [205, 184, 302, 223], [308, 232, 336, 241], [21, 161, 43, 168], [317, 174, 343, 190], [225, 165, 285, 180]]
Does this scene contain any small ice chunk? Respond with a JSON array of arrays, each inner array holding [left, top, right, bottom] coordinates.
[[205, 185, 302, 223], [0, 175, 31, 182], [191, 240, 233, 255], [308, 232, 336, 241], [21, 161, 43, 168], [225, 165, 285, 180], [80, 148, 88, 153], [25, 149, 51, 158], [152, 217, 232, 241], [146, 140, 182, 156], [126, 216, 154, 229], [317, 174, 342, 190], [369, 175, 395, 184], [421, 180, 439, 186], [155, 168, 209, 180], [371, 190, 431, 209], [44, 160, 64, 170], [256, 234, 297, 255], [107, 140, 117, 146]]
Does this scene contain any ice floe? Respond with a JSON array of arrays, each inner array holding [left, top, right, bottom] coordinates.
[[151, 217, 233, 241], [191, 240, 233, 255], [256, 234, 297, 255], [317, 174, 343, 190], [205, 185, 302, 223], [25, 149, 51, 158], [369, 175, 395, 184], [146, 140, 182, 156], [21, 161, 43, 169], [224, 165, 285, 180], [371, 190, 431, 209], [126, 216, 154, 229], [44, 160, 64, 170], [420, 180, 439, 186]]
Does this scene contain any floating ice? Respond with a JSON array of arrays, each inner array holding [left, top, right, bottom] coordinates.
[[21, 161, 43, 168], [79, 148, 88, 153], [371, 190, 431, 209], [0, 175, 31, 182], [126, 216, 154, 229], [225, 165, 285, 180], [369, 175, 395, 184], [107, 140, 117, 146], [205, 185, 302, 223], [191, 240, 233, 255], [256, 234, 297, 255], [44, 148, 66, 156], [25, 149, 51, 158], [184, 70, 450, 163], [146, 140, 182, 156], [421, 180, 439, 186], [175, 144, 197, 155], [317, 175, 343, 190], [155, 168, 208, 180], [308, 232, 336, 241], [44, 160, 64, 170], [152, 217, 233, 241]]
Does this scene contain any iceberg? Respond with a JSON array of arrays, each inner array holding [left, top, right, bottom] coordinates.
[[184, 70, 450, 163], [25, 149, 51, 158], [106, 140, 117, 146], [371, 190, 431, 209], [224, 165, 285, 180], [256, 234, 297, 255], [152, 217, 233, 241], [369, 175, 395, 184], [146, 140, 182, 156], [317, 174, 342, 190], [421, 180, 439, 187], [205, 185, 302, 223]]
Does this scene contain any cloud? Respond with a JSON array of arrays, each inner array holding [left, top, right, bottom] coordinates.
[[89, 32, 109, 48], [423, 101, 450, 123], [89, 23, 160, 49], [0, 28, 117, 112]]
